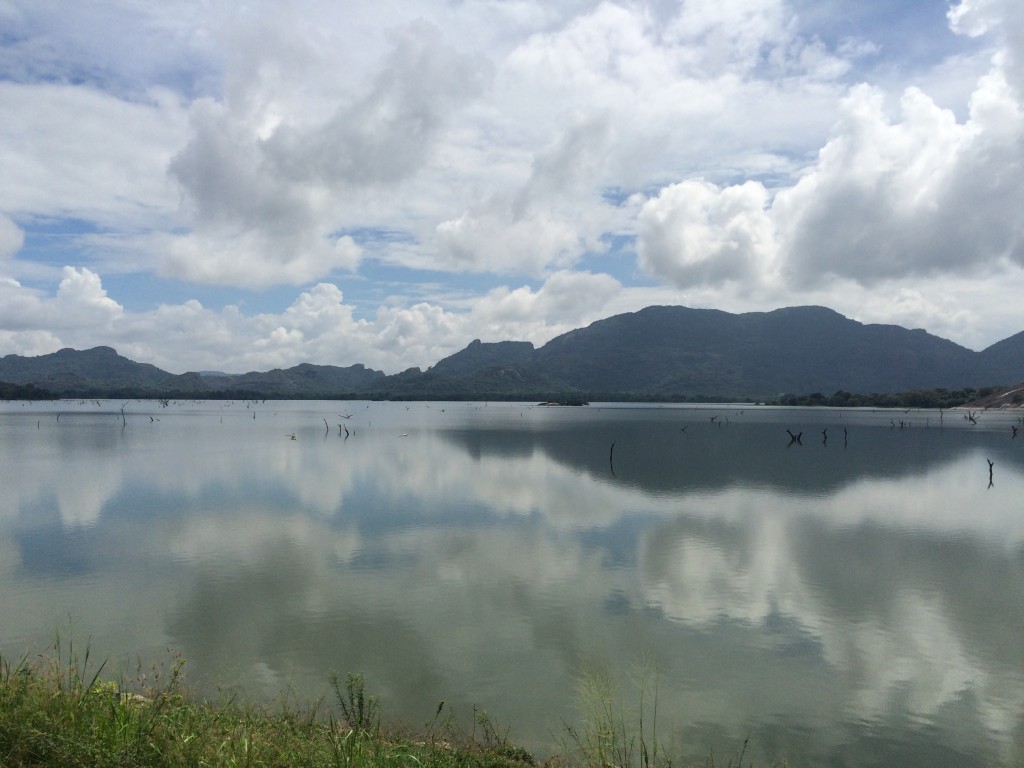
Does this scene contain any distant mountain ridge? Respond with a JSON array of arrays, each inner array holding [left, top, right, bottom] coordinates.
[[1, 305, 1022, 400]]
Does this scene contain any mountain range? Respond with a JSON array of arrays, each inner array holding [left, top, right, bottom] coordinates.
[[1, 305, 1022, 401]]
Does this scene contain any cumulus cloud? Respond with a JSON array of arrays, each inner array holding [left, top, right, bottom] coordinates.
[[0, 214, 24, 259], [949, 0, 1024, 97], [499, 0, 843, 182], [163, 19, 491, 287], [263, 20, 493, 186], [157, 230, 362, 288], [2, 0, 1024, 368], [637, 179, 776, 287], [776, 75, 1024, 284], [0, 279, 46, 333], [0, 267, 631, 374], [466, 270, 622, 344], [0, 267, 123, 365], [661, 0, 797, 76], [436, 112, 615, 275], [55, 266, 123, 322], [637, 2, 1024, 297]]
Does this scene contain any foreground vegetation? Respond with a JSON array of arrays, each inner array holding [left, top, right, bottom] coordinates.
[[0, 643, 538, 768], [1, 639, 768, 768]]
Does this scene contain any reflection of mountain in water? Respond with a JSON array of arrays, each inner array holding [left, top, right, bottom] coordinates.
[[6, 403, 1024, 766], [438, 416, 1019, 496]]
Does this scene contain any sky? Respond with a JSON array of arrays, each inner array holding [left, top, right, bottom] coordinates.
[[1, 0, 1022, 375]]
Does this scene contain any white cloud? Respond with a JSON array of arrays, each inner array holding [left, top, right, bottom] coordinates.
[[0, 82, 187, 226], [948, 0, 1024, 102], [634, 4, 1024, 304], [156, 230, 362, 288], [497, 0, 844, 184], [776, 75, 1024, 285], [55, 266, 123, 322], [1, 0, 1022, 369], [0, 267, 121, 338], [264, 20, 494, 186], [434, 113, 617, 276], [0, 213, 23, 259], [466, 270, 622, 345], [637, 179, 776, 287], [0, 267, 633, 374], [159, 19, 492, 287], [661, 0, 797, 75]]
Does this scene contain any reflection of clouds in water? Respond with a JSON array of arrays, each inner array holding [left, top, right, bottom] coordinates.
[[0, 454, 123, 532], [826, 458, 1024, 543], [167, 512, 364, 568], [5, 403, 1024, 762], [161, 516, 588, 736], [390, 442, 641, 526], [643, 513, 809, 626], [123, 432, 363, 516], [844, 592, 974, 714], [636, 497, 1024, 746], [665, 458, 1024, 545], [156, 482, 1024, 751], [8, 405, 1021, 540], [54, 461, 125, 528]]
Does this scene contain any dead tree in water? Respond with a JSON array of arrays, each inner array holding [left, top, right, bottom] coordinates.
[[786, 429, 803, 446], [609, 442, 616, 476], [988, 459, 994, 488]]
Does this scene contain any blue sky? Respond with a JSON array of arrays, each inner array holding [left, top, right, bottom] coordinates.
[[1, 0, 1022, 374]]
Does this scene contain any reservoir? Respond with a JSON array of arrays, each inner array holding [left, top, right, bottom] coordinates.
[[1, 399, 1022, 766]]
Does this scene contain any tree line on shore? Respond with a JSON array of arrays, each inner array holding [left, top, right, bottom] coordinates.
[[0, 379, 1009, 410]]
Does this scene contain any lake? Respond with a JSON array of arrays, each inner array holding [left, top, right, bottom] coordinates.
[[1, 399, 1023, 766]]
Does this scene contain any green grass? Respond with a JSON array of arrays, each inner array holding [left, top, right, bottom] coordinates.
[[0, 636, 771, 768], [0, 633, 537, 768]]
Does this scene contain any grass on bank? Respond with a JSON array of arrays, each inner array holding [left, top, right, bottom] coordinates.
[[0, 636, 767, 768]]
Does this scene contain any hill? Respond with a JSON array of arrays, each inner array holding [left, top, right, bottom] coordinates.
[[978, 330, 1024, 384], [0, 348, 385, 398], [0, 346, 184, 395], [529, 306, 979, 397], [196, 363, 386, 396], [0, 305, 1020, 400], [413, 305, 996, 399]]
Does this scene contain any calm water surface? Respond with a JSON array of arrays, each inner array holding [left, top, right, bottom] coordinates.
[[2, 399, 1023, 766]]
